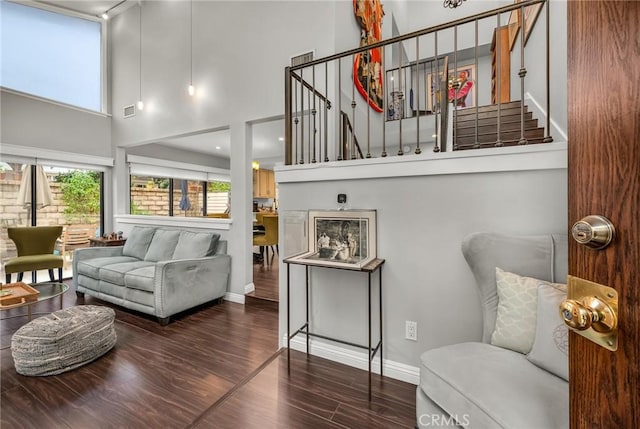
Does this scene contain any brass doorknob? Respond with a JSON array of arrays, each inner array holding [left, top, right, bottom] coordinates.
[[560, 297, 617, 333]]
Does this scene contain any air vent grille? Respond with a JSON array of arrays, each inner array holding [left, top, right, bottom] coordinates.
[[291, 51, 314, 67], [123, 104, 135, 118]]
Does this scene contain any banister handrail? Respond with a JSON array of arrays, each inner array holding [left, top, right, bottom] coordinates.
[[290, 70, 332, 109], [289, 0, 545, 72]]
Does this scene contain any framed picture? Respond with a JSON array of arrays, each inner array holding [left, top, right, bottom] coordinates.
[[290, 210, 377, 269], [523, 2, 542, 46], [507, 7, 521, 51], [426, 64, 476, 112]]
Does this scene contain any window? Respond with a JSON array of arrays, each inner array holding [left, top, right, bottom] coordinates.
[[1, 2, 102, 111], [0, 163, 104, 282], [129, 177, 230, 218]]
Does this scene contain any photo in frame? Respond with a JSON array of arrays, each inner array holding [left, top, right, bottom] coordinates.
[[426, 64, 476, 112], [289, 210, 377, 269]]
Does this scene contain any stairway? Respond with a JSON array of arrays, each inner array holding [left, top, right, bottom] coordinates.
[[453, 100, 550, 150]]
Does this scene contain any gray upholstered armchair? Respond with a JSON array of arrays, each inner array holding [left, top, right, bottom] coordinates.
[[417, 232, 569, 429]]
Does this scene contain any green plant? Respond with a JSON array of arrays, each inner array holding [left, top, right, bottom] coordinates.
[[130, 200, 149, 215], [55, 170, 100, 223], [208, 181, 231, 192]]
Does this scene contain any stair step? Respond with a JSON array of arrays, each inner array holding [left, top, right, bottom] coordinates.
[[455, 137, 548, 150], [455, 128, 545, 145], [454, 106, 529, 121], [456, 111, 534, 129], [455, 100, 523, 116], [455, 119, 539, 137]]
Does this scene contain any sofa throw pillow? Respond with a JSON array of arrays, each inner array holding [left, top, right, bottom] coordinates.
[[491, 268, 540, 354], [122, 226, 156, 260], [173, 231, 220, 260], [144, 229, 181, 262], [527, 282, 569, 381]]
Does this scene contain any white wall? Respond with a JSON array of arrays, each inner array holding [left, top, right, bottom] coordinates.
[[277, 147, 567, 379], [126, 143, 230, 169], [110, 1, 339, 146], [0, 90, 111, 157]]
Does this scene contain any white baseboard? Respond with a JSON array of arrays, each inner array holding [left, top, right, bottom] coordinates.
[[244, 282, 255, 294], [283, 335, 419, 385], [225, 292, 245, 304], [525, 92, 568, 142]]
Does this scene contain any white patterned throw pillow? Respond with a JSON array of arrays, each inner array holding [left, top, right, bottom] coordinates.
[[491, 268, 540, 354]]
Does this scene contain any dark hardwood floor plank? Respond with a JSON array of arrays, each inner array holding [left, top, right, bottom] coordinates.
[[1, 282, 417, 429], [1, 385, 71, 429]]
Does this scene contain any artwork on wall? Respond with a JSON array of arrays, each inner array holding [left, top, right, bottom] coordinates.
[[353, 0, 385, 112], [288, 210, 377, 269], [426, 64, 476, 112], [508, 0, 543, 49]]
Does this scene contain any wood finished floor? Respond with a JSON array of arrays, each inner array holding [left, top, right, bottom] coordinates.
[[248, 252, 279, 303], [1, 287, 416, 428]]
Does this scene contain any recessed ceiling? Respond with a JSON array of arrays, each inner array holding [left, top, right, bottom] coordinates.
[[153, 119, 285, 167]]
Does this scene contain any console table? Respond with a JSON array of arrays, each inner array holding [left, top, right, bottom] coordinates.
[[283, 256, 384, 400]]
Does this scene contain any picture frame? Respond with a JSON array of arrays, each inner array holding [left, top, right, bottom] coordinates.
[[426, 63, 476, 112], [289, 209, 377, 269], [507, 8, 521, 51], [523, 2, 542, 46]]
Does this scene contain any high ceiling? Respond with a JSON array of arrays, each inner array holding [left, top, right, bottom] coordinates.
[[35, 0, 285, 167]]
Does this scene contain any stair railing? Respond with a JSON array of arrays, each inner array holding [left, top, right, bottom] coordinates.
[[284, 0, 550, 165]]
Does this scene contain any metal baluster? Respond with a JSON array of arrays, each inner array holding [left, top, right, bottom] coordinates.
[[453, 25, 459, 150], [324, 61, 330, 161], [518, 4, 528, 145], [366, 47, 371, 158], [542, 0, 553, 143], [474, 19, 480, 148], [300, 68, 305, 163], [433, 32, 440, 153], [294, 75, 298, 164], [338, 59, 343, 160], [308, 82, 312, 163], [495, 13, 503, 147], [415, 36, 421, 154], [381, 46, 387, 157], [351, 54, 357, 160], [397, 42, 403, 156], [312, 66, 317, 162]]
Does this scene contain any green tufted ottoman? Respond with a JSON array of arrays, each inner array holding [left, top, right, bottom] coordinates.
[[11, 305, 116, 376]]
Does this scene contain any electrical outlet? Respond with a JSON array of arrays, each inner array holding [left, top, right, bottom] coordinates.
[[405, 320, 417, 341]]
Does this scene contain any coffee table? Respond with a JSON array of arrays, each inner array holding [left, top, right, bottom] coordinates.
[[0, 282, 68, 321]]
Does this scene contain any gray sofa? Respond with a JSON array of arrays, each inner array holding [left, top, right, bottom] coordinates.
[[73, 226, 230, 325], [417, 232, 569, 429]]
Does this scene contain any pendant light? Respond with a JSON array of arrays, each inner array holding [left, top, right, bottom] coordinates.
[[137, 2, 144, 110], [188, 0, 195, 96]]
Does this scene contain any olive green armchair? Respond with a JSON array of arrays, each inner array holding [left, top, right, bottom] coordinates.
[[4, 226, 64, 283]]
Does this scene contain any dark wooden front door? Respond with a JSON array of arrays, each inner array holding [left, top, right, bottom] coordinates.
[[567, 1, 640, 428]]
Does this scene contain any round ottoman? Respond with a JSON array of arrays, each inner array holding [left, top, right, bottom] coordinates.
[[11, 305, 116, 376]]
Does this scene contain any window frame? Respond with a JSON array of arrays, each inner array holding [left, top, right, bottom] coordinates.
[[2, 1, 107, 114]]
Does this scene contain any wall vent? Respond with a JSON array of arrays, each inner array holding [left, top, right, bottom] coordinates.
[[291, 51, 314, 67], [123, 104, 136, 118]]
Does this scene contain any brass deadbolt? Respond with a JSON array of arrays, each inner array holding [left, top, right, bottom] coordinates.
[[571, 215, 615, 249]]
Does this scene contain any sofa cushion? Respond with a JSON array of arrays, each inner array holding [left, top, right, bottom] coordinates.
[[124, 266, 156, 292], [122, 226, 156, 260], [491, 268, 539, 354], [99, 261, 156, 286], [77, 256, 140, 279], [420, 342, 568, 429], [462, 233, 568, 343], [173, 231, 219, 259], [144, 229, 181, 262], [527, 282, 569, 381]]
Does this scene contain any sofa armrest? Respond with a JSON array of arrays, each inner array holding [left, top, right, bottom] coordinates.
[[153, 254, 231, 318], [72, 246, 125, 291]]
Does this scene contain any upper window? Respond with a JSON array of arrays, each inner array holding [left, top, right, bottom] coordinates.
[[1, 2, 102, 111]]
